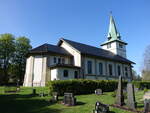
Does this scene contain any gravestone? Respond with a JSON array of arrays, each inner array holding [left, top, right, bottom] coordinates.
[[127, 83, 137, 109], [95, 89, 103, 95], [115, 76, 124, 106], [39, 92, 44, 97], [52, 92, 58, 102], [16, 87, 20, 92], [63, 93, 76, 106], [93, 101, 109, 113], [144, 99, 150, 113], [32, 88, 36, 95]]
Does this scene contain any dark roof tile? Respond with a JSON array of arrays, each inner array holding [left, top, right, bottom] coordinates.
[[29, 43, 72, 56]]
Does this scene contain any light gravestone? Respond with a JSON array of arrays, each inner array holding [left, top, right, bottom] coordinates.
[[63, 93, 76, 106], [93, 101, 109, 113], [52, 92, 58, 102], [144, 99, 150, 113], [127, 83, 136, 109], [115, 76, 124, 106], [95, 89, 103, 95]]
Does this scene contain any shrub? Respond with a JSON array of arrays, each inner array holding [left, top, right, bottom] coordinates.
[[144, 88, 148, 94], [47, 79, 127, 95], [132, 81, 150, 90]]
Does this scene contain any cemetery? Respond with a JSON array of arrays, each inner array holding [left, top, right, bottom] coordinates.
[[0, 79, 150, 113]]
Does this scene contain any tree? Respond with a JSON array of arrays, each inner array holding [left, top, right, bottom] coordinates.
[[142, 45, 150, 81], [132, 69, 141, 81], [12, 37, 32, 83], [0, 33, 15, 84]]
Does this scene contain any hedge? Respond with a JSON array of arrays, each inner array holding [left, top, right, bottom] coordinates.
[[132, 81, 150, 89], [47, 79, 127, 95]]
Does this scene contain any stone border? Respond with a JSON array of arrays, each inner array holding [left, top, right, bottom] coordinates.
[[110, 104, 143, 113]]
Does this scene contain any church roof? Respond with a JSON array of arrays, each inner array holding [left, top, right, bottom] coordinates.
[[59, 38, 134, 64], [29, 43, 72, 56], [101, 14, 127, 46]]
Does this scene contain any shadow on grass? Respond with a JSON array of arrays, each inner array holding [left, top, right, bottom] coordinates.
[[76, 101, 86, 106], [0, 94, 61, 113], [108, 111, 115, 113]]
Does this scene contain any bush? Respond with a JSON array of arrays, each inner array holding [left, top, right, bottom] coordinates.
[[47, 79, 127, 95], [144, 88, 148, 94], [132, 81, 150, 90]]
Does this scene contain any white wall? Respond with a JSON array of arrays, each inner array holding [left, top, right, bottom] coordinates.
[[50, 68, 79, 80], [33, 56, 43, 86], [51, 69, 58, 80], [101, 41, 126, 58], [83, 56, 131, 79], [23, 56, 34, 87], [60, 41, 81, 67]]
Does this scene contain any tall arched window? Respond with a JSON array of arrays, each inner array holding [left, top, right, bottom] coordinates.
[[109, 64, 113, 76], [87, 61, 92, 74], [99, 63, 103, 75], [117, 65, 121, 76]]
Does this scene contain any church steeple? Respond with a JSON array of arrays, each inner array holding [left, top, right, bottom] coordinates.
[[101, 14, 127, 58], [107, 14, 121, 40]]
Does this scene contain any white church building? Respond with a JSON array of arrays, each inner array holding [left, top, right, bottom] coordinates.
[[23, 15, 135, 87]]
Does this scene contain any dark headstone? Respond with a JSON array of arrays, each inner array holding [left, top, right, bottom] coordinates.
[[32, 88, 36, 95], [144, 99, 150, 113], [93, 101, 109, 113], [63, 93, 76, 106], [127, 83, 137, 109], [95, 89, 103, 95], [115, 76, 124, 106]]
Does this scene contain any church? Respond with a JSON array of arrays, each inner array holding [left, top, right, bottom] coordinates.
[[23, 15, 135, 87]]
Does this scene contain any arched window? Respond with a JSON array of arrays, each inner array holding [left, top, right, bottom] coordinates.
[[117, 65, 121, 76], [109, 64, 113, 76], [99, 63, 103, 75], [87, 61, 92, 74], [125, 67, 128, 77], [53, 57, 57, 63]]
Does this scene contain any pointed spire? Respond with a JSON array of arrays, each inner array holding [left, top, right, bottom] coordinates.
[[107, 13, 121, 40]]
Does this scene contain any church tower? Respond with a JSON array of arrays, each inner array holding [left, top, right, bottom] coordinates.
[[101, 14, 127, 58]]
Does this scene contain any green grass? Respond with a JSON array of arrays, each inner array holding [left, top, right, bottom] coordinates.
[[0, 87, 144, 113]]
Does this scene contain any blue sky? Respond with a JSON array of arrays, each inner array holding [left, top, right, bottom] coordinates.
[[0, 0, 150, 75]]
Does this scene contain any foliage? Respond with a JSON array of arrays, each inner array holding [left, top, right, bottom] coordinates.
[[0, 33, 15, 84], [47, 79, 127, 95], [142, 70, 150, 81], [0, 33, 32, 85], [143, 88, 148, 94], [111, 90, 117, 97], [12, 37, 32, 83], [142, 45, 150, 80], [132, 69, 141, 81], [132, 81, 150, 89]]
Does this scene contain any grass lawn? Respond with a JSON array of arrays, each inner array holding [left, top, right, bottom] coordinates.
[[0, 87, 144, 113]]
